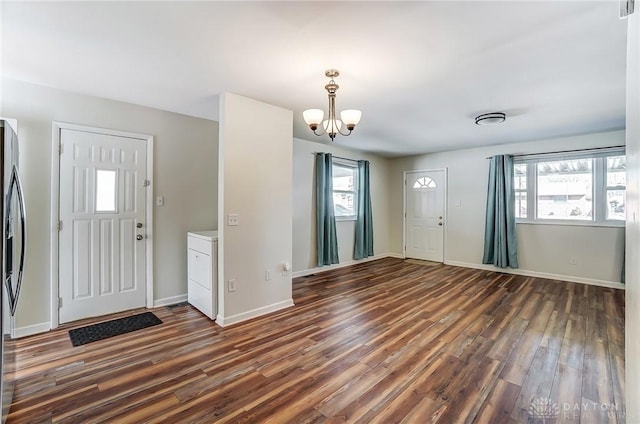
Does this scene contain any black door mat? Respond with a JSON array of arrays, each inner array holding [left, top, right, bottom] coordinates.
[[68, 312, 162, 347]]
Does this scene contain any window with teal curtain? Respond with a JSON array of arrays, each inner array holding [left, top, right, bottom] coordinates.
[[354, 160, 373, 259], [315, 153, 339, 266], [482, 155, 519, 268]]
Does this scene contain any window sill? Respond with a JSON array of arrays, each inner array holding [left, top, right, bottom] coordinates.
[[516, 219, 625, 228]]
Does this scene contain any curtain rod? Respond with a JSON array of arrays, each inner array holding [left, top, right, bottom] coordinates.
[[486, 145, 625, 159], [312, 152, 360, 163]]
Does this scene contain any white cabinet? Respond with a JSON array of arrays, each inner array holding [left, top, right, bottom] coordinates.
[[187, 231, 218, 320]]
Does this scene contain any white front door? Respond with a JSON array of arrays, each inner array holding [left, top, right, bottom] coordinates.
[[58, 128, 147, 324], [405, 170, 446, 262]]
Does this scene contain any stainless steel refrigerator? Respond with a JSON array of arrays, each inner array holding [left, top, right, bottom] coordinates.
[[0, 119, 26, 422]]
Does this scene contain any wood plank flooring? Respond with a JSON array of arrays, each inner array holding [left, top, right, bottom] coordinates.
[[7, 258, 625, 423]]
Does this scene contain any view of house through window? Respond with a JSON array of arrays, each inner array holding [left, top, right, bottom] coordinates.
[[514, 150, 625, 225], [606, 155, 626, 220], [332, 162, 358, 219], [537, 158, 592, 220], [514, 163, 527, 219]]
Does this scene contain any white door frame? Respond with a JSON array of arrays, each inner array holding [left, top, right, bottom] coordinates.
[[50, 122, 154, 329], [402, 168, 448, 261]]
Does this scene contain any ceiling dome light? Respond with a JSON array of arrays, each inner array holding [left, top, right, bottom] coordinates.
[[475, 112, 506, 126]]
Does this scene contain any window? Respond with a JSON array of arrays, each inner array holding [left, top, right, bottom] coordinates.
[[95, 169, 117, 212], [606, 155, 626, 220], [332, 162, 358, 220], [514, 163, 527, 219], [514, 149, 625, 225], [537, 158, 592, 220], [413, 176, 436, 189]]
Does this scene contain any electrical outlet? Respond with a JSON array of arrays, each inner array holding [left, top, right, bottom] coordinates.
[[265, 270, 271, 281], [228, 279, 236, 292], [227, 214, 239, 226]]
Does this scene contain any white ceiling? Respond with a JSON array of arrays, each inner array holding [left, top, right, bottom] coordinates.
[[1, 1, 627, 157]]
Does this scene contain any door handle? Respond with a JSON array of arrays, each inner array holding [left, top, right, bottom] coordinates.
[[136, 223, 143, 228], [438, 222, 443, 226], [5, 165, 27, 316], [136, 234, 144, 241]]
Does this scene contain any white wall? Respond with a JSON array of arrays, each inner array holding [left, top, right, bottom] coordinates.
[[625, 8, 640, 423], [217, 93, 293, 325], [0, 78, 218, 330], [292, 138, 391, 274], [389, 130, 625, 285]]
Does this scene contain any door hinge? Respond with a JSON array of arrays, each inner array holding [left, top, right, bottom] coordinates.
[[57, 220, 62, 231], [143, 180, 151, 187], [58, 144, 63, 155], [58, 297, 62, 309]]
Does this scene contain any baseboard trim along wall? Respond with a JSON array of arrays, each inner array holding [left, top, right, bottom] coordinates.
[[295, 253, 625, 290], [13, 295, 189, 338], [444, 260, 626, 290], [215, 299, 295, 327], [14, 256, 622, 338], [13, 322, 51, 339], [153, 294, 188, 308], [292, 252, 404, 278]]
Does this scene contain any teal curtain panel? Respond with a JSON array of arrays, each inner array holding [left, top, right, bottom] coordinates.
[[482, 155, 519, 268], [315, 153, 339, 266], [354, 160, 374, 260]]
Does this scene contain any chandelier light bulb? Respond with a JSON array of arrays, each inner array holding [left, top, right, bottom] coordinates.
[[323, 119, 343, 133], [340, 110, 362, 129], [303, 109, 324, 128]]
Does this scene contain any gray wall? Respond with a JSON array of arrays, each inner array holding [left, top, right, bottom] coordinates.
[[0, 78, 218, 330], [389, 130, 626, 285], [217, 93, 293, 324], [292, 137, 392, 274]]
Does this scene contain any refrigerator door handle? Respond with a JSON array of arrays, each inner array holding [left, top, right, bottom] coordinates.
[[5, 165, 26, 316]]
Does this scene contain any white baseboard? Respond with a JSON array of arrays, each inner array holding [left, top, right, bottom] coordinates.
[[444, 260, 625, 290], [13, 322, 51, 339], [216, 299, 295, 327], [153, 294, 188, 308], [12, 295, 189, 338], [292, 252, 404, 278]]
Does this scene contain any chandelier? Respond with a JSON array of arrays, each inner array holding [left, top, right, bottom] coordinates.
[[303, 69, 362, 141]]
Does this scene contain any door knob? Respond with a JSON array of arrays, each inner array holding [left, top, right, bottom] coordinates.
[[438, 222, 443, 226], [136, 234, 144, 241], [136, 223, 143, 228]]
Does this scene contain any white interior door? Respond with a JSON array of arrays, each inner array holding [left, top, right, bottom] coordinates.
[[405, 170, 446, 262], [58, 128, 147, 324]]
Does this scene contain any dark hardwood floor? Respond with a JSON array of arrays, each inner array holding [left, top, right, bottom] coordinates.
[[7, 258, 625, 423]]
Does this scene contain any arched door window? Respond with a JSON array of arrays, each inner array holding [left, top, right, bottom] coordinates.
[[413, 176, 436, 189]]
